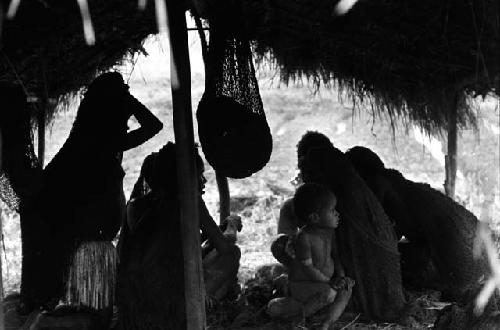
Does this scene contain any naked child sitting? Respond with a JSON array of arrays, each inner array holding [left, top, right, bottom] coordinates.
[[267, 183, 355, 330]]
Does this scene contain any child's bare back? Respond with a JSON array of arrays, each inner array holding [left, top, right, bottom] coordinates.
[[267, 183, 354, 330], [291, 227, 335, 283]]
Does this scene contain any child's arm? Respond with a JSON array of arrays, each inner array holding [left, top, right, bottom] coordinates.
[[295, 231, 330, 283], [122, 95, 163, 151]]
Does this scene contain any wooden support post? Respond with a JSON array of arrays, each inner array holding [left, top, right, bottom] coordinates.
[[37, 101, 46, 167], [0, 129, 3, 330], [444, 94, 459, 199], [166, 1, 206, 329], [216, 172, 230, 224], [0, 207, 4, 330], [0, 127, 3, 173]]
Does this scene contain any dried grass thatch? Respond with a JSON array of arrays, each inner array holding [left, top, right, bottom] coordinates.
[[241, 0, 499, 133], [0, 0, 157, 119], [0, 0, 498, 133]]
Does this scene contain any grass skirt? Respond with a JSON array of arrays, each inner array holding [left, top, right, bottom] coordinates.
[[65, 241, 117, 310]]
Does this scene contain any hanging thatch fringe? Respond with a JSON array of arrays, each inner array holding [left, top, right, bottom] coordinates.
[[244, 0, 498, 135], [65, 241, 117, 310]]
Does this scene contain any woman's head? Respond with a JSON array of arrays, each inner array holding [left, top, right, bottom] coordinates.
[[345, 146, 385, 179], [155, 142, 205, 195], [86, 72, 127, 95], [69, 72, 132, 146], [296, 131, 334, 160], [296, 131, 334, 182]]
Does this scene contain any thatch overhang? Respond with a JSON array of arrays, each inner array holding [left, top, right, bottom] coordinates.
[[240, 0, 499, 133], [0, 0, 157, 118], [0, 0, 497, 134]]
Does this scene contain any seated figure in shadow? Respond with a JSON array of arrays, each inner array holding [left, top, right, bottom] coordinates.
[[117, 142, 242, 330], [345, 146, 491, 302], [271, 131, 407, 322]]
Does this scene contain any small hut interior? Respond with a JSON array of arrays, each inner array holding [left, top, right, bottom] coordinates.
[[0, 0, 498, 329]]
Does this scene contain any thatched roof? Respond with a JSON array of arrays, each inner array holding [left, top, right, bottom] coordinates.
[[241, 0, 499, 133], [0, 0, 156, 117], [0, 0, 498, 133]]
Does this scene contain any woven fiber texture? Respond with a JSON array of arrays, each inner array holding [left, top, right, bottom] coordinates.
[[197, 4, 272, 179]]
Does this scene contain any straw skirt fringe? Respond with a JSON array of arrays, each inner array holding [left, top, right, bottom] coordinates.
[[65, 241, 117, 310]]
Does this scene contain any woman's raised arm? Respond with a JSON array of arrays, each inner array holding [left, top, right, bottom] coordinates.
[[122, 95, 163, 151]]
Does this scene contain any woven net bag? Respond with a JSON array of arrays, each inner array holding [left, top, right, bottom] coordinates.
[[197, 5, 272, 179]]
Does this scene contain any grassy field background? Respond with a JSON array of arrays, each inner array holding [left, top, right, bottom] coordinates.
[[1, 33, 499, 300]]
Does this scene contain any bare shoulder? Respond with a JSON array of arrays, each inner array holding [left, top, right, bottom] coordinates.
[[304, 228, 334, 248], [280, 198, 294, 215], [296, 228, 314, 246], [295, 229, 309, 243]]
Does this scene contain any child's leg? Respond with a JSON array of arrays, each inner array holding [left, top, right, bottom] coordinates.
[[266, 297, 303, 319], [319, 278, 355, 330], [318, 288, 352, 329], [289, 282, 336, 317]]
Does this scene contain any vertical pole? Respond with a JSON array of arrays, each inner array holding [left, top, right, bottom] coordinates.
[[0, 127, 4, 330], [444, 94, 458, 199], [37, 101, 46, 167], [166, 1, 206, 329], [0, 127, 3, 173], [216, 172, 230, 224], [0, 207, 4, 330]]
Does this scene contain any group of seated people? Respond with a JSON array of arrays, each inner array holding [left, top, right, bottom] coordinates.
[[0, 72, 494, 329], [263, 130, 494, 329], [0, 73, 244, 329]]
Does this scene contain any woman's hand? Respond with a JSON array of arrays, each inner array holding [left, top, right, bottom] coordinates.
[[225, 215, 243, 232], [222, 215, 242, 244]]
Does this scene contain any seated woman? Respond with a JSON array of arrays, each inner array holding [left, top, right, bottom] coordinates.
[[117, 142, 242, 329], [345, 146, 491, 301], [272, 131, 407, 322]]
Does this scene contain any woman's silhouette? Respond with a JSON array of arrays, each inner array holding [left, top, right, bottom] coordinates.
[[39, 72, 163, 312]]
